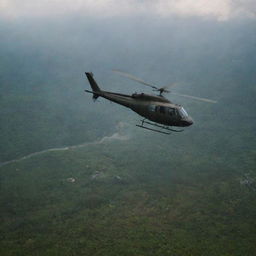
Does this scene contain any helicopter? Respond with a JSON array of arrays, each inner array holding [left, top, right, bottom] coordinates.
[[85, 70, 217, 134]]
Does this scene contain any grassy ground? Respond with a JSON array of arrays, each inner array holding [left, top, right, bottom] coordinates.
[[1, 137, 255, 256]]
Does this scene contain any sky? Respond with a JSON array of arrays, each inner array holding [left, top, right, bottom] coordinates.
[[0, 0, 255, 164], [0, 0, 255, 21]]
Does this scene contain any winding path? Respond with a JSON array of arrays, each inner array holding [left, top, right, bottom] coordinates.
[[0, 132, 129, 168]]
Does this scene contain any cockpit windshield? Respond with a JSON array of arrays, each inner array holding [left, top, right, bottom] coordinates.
[[179, 107, 188, 118]]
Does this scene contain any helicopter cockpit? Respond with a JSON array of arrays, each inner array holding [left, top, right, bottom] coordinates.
[[179, 107, 189, 119], [148, 105, 188, 119]]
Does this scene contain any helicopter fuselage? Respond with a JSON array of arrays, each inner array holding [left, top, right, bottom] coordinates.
[[86, 89, 193, 127]]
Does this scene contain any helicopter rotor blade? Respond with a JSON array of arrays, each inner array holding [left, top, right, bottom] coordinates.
[[170, 92, 217, 103], [162, 82, 179, 90], [113, 69, 216, 102], [153, 88, 170, 93], [112, 69, 159, 90], [156, 83, 178, 93]]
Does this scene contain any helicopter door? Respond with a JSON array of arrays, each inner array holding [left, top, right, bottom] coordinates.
[[159, 106, 165, 114], [155, 106, 167, 114], [148, 104, 156, 112], [167, 108, 176, 116]]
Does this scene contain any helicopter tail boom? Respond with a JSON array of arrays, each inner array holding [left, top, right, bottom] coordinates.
[[85, 72, 101, 100]]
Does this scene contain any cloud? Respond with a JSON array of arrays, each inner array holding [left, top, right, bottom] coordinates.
[[154, 0, 232, 20], [231, 0, 256, 17], [0, 0, 255, 21]]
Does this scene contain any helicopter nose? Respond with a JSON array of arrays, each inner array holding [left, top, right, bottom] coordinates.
[[186, 117, 193, 126], [182, 117, 193, 126]]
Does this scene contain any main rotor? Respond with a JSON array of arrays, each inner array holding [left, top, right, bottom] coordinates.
[[113, 69, 217, 104]]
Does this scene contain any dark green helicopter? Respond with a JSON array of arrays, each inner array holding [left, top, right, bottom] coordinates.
[[85, 70, 217, 134]]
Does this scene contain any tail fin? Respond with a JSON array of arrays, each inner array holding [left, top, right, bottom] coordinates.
[[85, 72, 101, 100]]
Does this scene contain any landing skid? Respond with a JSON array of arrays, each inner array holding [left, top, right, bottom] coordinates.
[[136, 119, 184, 134]]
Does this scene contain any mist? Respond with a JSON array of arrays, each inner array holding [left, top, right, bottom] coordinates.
[[0, 4, 256, 255]]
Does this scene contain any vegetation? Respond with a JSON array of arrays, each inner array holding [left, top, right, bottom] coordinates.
[[0, 139, 256, 255], [0, 16, 255, 255]]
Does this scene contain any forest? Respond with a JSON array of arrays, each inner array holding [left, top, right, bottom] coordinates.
[[0, 12, 256, 256]]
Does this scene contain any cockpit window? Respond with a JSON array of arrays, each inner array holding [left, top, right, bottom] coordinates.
[[159, 106, 165, 114], [179, 107, 188, 118], [155, 106, 166, 114], [153, 106, 182, 117], [148, 105, 156, 112], [168, 108, 175, 116]]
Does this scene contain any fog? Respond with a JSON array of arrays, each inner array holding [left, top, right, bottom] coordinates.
[[0, 2, 256, 255], [1, 13, 255, 159]]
